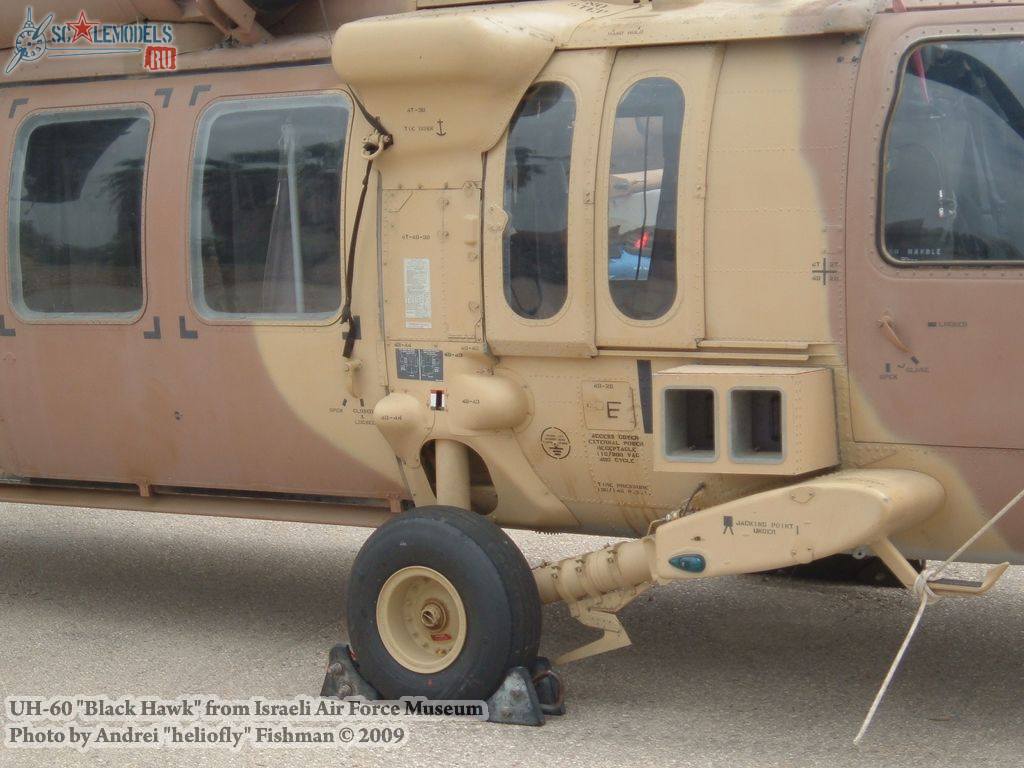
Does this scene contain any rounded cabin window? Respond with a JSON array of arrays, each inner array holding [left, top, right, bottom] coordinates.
[[502, 82, 576, 320], [607, 77, 683, 320]]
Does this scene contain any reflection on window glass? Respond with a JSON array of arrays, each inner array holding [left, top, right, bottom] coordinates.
[[10, 109, 149, 315], [192, 94, 350, 317], [503, 82, 575, 320], [607, 78, 683, 319], [884, 39, 1024, 263]]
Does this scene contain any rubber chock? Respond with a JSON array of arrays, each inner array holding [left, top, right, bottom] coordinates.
[[320, 644, 380, 700], [531, 657, 565, 716], [320, 645, 565, 727], [486, 666, 545, 726]]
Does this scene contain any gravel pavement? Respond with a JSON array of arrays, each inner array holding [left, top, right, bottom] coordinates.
[[1, 503, 1021, 768]]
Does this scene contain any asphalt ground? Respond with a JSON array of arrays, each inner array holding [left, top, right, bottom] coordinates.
[[0, 502, 1021, 768]]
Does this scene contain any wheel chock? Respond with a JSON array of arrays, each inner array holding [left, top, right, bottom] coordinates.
[[531, 656, 566, 717], [486, 667, 545, 726], [486, 657, 565, 726], [319, 645, 564, 727], [320, 644, 380, 700]]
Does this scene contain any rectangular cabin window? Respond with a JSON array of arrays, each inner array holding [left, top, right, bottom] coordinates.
[[503, 82, 575, 320], [607, 77, 683, 319], [9, 108, 150, 317], [190, 93, 351, 319], [883, 39, 1024, 264]]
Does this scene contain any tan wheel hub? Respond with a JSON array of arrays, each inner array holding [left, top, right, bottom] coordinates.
[[376, 566, 467, 674]]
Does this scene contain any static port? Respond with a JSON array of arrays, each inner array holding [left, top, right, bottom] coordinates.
[[663, 388, 716, 461], [731, 389, 783, 462]]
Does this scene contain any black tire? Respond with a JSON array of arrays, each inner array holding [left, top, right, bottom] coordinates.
[[347, 505, 541, 700]]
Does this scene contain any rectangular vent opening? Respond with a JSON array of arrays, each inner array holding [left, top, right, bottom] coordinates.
[[663, 388, 716, 461], [731, 389, 783, 462]]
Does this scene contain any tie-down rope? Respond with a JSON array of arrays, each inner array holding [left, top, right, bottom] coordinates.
[[853, 486, 1024, 745]]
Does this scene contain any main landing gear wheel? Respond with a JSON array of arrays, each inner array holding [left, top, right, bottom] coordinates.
[[347, 505, 542, 700]]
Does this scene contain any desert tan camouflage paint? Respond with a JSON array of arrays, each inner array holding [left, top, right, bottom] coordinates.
[[0, 0, 1022, 581]]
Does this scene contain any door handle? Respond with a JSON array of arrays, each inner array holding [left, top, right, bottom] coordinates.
[[344, 358, 362, 399], [877, 313, 912, 355]]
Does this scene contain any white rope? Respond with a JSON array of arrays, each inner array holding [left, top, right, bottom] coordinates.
[[852, 569, 933, 745], [853, 487, 1024, 745]]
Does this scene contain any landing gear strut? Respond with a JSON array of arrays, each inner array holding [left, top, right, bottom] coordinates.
[[771, 553, 926, 587]]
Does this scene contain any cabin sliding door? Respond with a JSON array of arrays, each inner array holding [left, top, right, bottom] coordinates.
[[0, 65, 404, 503]]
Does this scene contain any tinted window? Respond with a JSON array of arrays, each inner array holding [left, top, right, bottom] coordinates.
[[503, 82, 575, 320], [10, 109, 149, 315], [884, 39, 1024, 263], [191, 94, 350, 318], [608, 78, 683, 319]]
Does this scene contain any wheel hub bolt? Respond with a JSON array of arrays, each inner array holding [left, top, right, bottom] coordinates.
[[419, 600, 448, 632]]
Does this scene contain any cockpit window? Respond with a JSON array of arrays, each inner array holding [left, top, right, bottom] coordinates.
[[191, 93, 350, 319], [607, 77, 683, 319], [9, 108, 150, 317], [503, 82, 575, 320], [883, 39, 1024, 264]]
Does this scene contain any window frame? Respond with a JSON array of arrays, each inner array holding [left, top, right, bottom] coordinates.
[[604, 74, 685, 323], [500, 77, 579, 326], [187, 91, 353, 326], [878, 35, 1024, 269], [7, 103, 154, 324]]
